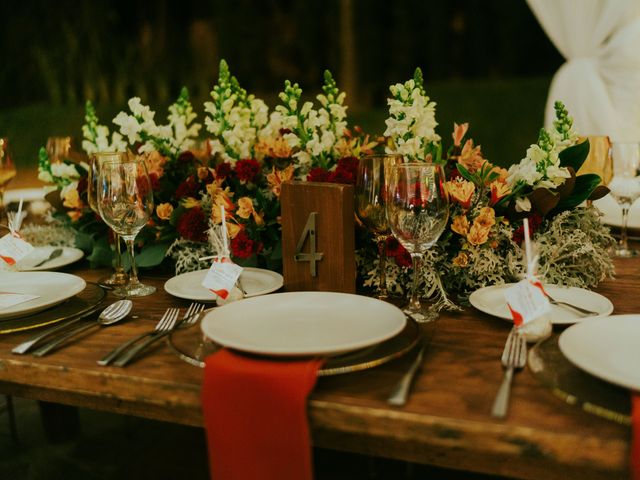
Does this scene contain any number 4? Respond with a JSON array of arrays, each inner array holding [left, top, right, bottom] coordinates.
[[294, 212, 324, 277]]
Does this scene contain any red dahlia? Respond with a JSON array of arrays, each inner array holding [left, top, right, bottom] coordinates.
[[307, 167, 330, 183], [230, 230, 256, 259], [175, 176, 199, 199], [176, 207, 208, 242], [386, 236, 412, 268], [215, 162, 232, 179], [235, 159, 261, 183]]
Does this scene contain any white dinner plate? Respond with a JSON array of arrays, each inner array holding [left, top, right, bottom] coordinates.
[[200, 291, 407, 356], [0, 272, 86, 319], [164, 267, 283, 302], [593, 193, 640, 229], [559, 315, 640, 391], [469, 284, 613, 324], [16, 246, 84, 271]]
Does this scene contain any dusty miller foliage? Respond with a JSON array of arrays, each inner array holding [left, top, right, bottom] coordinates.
[[534, 205, 615, 287], [357, 205, 615, 310]]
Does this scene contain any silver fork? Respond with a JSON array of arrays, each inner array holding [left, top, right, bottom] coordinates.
[[112, 303, 205, 367], [97, 307, 180, 366], [491, 328, 527, 418], [545, 293, 600, 316]]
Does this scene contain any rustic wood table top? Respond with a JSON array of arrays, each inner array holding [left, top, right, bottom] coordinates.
[[0, 257, 635, 480]]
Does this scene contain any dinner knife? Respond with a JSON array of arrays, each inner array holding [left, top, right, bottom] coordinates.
[[11, 305, 102, 354]]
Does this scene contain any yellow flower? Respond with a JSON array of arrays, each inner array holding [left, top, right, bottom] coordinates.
[[451, 215, 470, 236], [452, 122, 469, 147], [467, 223, 491, 246], [254, 136, 293, 159], [62, 188, 83, 210], [267, 165, 295, 197], [489, 180, 511, 205], [156, 203, 174, 220], [197, 166, 212, 181], [458, 139, 484, 173], [181, 197, 200, 209], [474, 207, 496, 229], [211, 189, 236, 224], [236, 196, 265, 226], [452, 251, 469, 267], [226, 221, 243, 239], [446, 178, 475, 209]]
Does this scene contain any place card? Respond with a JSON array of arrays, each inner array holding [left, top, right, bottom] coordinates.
[[201, 256, 243, 300], [504, 279, 550, 327], [0, 233, 34, 266], [0, 293, 40, 310]]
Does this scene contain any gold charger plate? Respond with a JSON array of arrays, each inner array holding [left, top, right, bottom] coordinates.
[[0, 283, 106, 334], [528, 334, 631, 425], [168, 315, 421, 376]]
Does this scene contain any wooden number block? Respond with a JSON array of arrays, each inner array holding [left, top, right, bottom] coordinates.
[[281, 181, 355, 293]]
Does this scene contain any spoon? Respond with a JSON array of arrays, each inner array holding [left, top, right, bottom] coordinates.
[[32, 300, 133, 357], [32, 248, 64, 268]]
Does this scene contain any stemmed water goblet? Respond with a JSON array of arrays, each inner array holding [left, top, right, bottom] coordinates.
[[385, 162, 449, 321], [96, 157, 156, 297], [355, 154, 403, 299], [88, 152, 129, 288], [608, 142, 640, 257], [0, 138, 17, 222]]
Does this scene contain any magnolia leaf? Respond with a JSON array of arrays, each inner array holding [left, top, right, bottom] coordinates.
[[135, 242, 170, 268], [552, 174, 602, 213], [75, 231, 93, 252], [87, 244, 114, 269], [588, 185, 610, 201], [169, 205, 186, 227], [559, 139, 590, 171], [530, 188, 560, 216]]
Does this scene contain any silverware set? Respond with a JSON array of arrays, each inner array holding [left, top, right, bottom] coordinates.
[[12, 301, 206, 367]]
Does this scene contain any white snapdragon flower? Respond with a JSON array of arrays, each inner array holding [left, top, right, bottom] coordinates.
[[128, 97, 155, 122], [113, 112, 141, 144], [50, 162, 81, 179], [38, 170, 54, 183]]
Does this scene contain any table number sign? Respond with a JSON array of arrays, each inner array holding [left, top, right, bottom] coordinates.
[[281, 181, 355, 293]]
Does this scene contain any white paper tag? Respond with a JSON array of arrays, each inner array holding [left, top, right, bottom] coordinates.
[[0, 233, 34, 266], [0, 293, 40, 310], [201, 257, 243, 300], [503, 279, 550, 327]]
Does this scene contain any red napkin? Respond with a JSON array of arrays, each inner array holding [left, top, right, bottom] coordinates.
[[202, 349, 323, 480], [632, 393, 640, 480]]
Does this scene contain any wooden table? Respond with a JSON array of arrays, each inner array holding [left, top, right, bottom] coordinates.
[[0, 259, 635, 480]]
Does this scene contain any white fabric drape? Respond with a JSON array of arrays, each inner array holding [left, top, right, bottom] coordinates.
[[527, 0, 640, 141]]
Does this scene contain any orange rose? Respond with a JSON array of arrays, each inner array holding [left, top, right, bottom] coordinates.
[[467, 223, 490, 246], [67, 210, 83, 222], [156, 203, 174, 221], [62, 188, 83, 210], [452, 251, 469, 267], [474, 207, 496, 229], [236, 196, 265, 226]]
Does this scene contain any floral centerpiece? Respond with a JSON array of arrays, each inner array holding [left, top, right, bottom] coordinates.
[[36, 60, 371, 273], [356, 69, 614, 308], [35, 62, 614, 308]]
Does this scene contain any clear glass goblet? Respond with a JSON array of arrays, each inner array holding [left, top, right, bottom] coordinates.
[[385, 162, 449, 322], [88, 152, 129, 288], [355, 154, 403, 299], [97, 157, 156, 297], [608, 142, 640, 257]]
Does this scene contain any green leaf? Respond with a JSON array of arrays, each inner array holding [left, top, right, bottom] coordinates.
[[75, 231, 93, 252], [559, 139, 590, 171], [455, 163, 474, 183], [169, 205, 186, 227], [552, 174, 601, 213], [135, 242, 170, 268], [87, 244, 114, 269]]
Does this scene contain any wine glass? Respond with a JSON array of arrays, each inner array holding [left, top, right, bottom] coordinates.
[[355, 154, 403, 299], [608, 142, 640, 257], [385, 162, 449, 321], [97, 157, 156, 297], [0, 138, 17, 221], [88, 152, 129, 288]]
